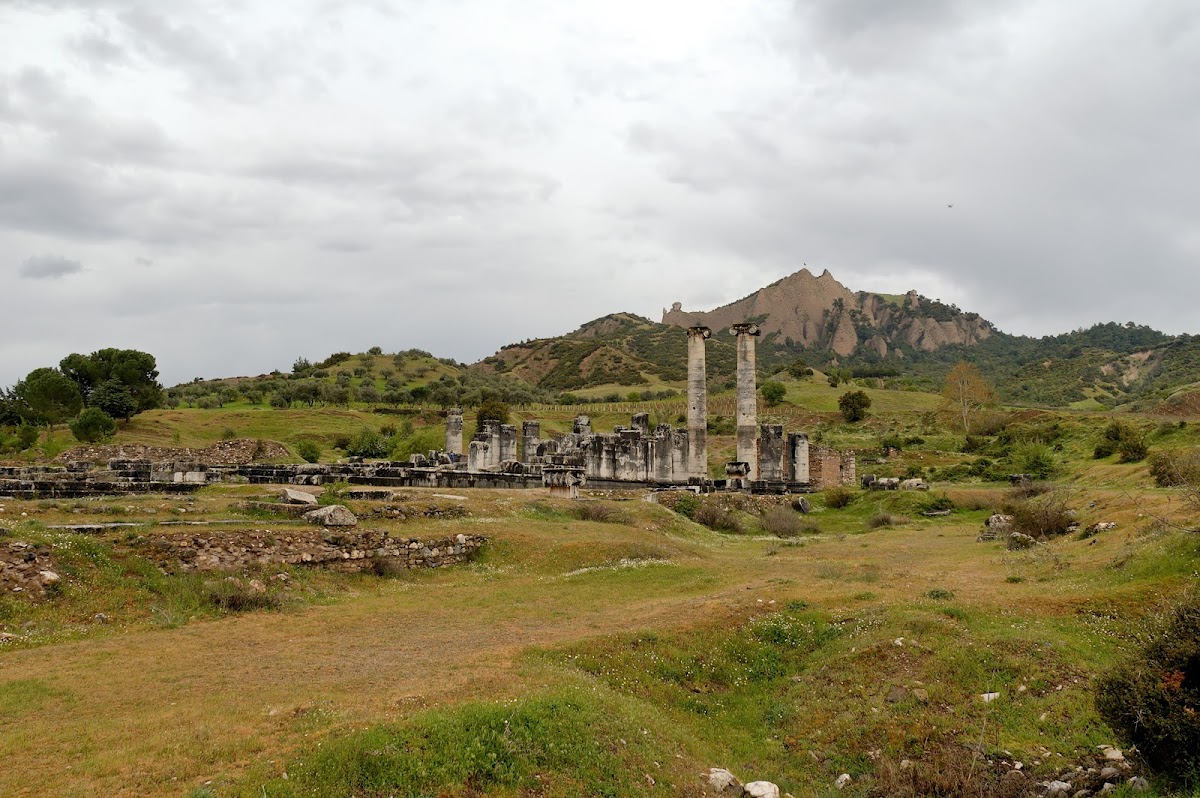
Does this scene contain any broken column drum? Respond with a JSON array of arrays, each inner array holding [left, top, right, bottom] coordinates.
[[730, 323, 761, 478], [445, 408, 463, 457], [686, 326, 712, 480]]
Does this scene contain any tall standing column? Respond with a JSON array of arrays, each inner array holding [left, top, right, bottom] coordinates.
[[730, 323, 761, 478], [445, 408, 463, 458], [686, 326, 712, 480]]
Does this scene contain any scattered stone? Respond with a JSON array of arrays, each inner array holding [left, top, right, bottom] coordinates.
[[900, 478, 930, 491], [912, 688, 929, 701], [1046, 780, 1072, 797], [281, 489, 318, 506], [1007, 532, 1038, 550], [744, 782, 780, 798], [886, 685, 908, 703], [303, 505, 358, 527], [835, 773, 852, 790], [247, 579, 267, 594], [38, 570, 60, 585], [1099, 767, 1121, 780], [1073, 790, 1092, 798], [1099, 784, 1116, 794], [1127, 776, 1149, 793], [981, 692, 1001, 702], [1101, 747, 1124, 762], [0, 631, 19, 643], [93, 613, 109, 624], [1088, 522, 1117, 534], [705, 768, 741, 793]]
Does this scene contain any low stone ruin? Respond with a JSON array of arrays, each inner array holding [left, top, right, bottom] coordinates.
[[132, 529, 484, 573]]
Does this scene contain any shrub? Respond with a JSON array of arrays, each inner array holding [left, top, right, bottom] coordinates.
[[838, 389, 871, 423], [1095, 590, 1200, 787], [1007, 490, 1075, 538], [1011, 441, 1057, 479], [296, 440, 322, 463], [70, 408, 117, 443], [867, 512, 908, 529], [692, 500, 743, 533], [16, 424, 39, 450], [202, 578, 281, 613], [823, 486, 854, 509], [1117, 436, 1149, 463], [571, 502, 628, 524], [672, 493, 699, 519], [346, 427, 390, 458], [220, 428, 237, 440], [760, 381, 787, 406], [925, 588, 955, 600], [759, 506, 811, 537]]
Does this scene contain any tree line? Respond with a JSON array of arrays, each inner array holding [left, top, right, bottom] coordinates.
[[0, 349, 163, 449]]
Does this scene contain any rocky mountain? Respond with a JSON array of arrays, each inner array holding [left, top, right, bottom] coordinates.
[[661, 268, 993, 358]]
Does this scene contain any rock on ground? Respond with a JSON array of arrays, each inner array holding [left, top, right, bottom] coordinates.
[[303, 505, 358, 527], [281, 488, 318, 505]]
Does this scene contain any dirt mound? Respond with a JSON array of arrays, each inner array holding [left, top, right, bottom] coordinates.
[[54, 439, 291, 466], [1156, 389, 1200, 417]]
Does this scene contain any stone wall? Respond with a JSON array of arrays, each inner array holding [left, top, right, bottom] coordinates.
[[133, 529, 485, 573]]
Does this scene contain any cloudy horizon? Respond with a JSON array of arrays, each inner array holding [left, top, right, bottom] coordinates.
[[2, 0, 1197, 387]]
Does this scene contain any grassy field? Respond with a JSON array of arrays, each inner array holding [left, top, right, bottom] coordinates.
[[1, 472, 1197, 797]]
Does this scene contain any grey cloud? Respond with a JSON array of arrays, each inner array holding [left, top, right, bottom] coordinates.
[[20, 253, 83, 279]]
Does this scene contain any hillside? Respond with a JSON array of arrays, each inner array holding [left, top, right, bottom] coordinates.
[[163, 270, 1200, 412], [472, 312, 740, 395]]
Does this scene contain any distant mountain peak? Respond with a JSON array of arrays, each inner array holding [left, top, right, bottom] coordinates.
[[663, 268, 993, 356]]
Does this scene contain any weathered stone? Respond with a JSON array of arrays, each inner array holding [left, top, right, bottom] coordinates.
[[303, 505, 358, 527], [901, 478, 930, 491], [705, 768, 741, 793], [835, 773, 852, 790], [281, 488, 318, 505], [1008, 532, 1038, 550], [744, 781, 780, 798], [730, 323, 761, 477], [686, 327, 711, 480], [1099, 767, 1121, 781], [1126, 777, 1149, 793], [1047, 780, 1073, 797]]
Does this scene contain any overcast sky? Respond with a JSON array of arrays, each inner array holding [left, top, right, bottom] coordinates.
[[2, 0, 1197, 387]]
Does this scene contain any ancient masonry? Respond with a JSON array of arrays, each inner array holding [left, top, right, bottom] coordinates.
[[0, 326, 857, 499]]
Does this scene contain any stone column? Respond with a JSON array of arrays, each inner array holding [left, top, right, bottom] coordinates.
[[499, 425, 518, 463], [631, 412, 650, 436], [445, 408, 463, 457], [521, 421, 540, 463], [787, 432, 810, 483], [730, 323, 761, 478], [686, 326, 712, 479], [759, 424, 784, 481]]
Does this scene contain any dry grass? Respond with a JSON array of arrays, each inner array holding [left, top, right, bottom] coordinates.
[[1, 484, 1196, 797]]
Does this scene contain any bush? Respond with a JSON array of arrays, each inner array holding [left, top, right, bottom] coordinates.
[[692, 500, 743, 532], [759, 506, 813, 537], [760, 381, 787, 406], [1011, 441, 1057, 479], [1117, 436, 1149, 463], [571, 502, 628, 524], [867, 512, 908, 529], [346, 427, 390, 458], [1095, 590, 1200, 787], [296, 440, 322, 463], [823, 486, 854, 509], [1007, 490, 1075, 538], [15, 424, 39, 450], [838, 390, 871, 423], [70, 407, 117, 443]]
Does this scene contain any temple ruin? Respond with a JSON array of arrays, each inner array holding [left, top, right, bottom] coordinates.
[[0, 324, 858, 499]]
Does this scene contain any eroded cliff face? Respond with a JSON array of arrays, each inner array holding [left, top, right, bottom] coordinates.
[[662, 268, 992, 356]]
